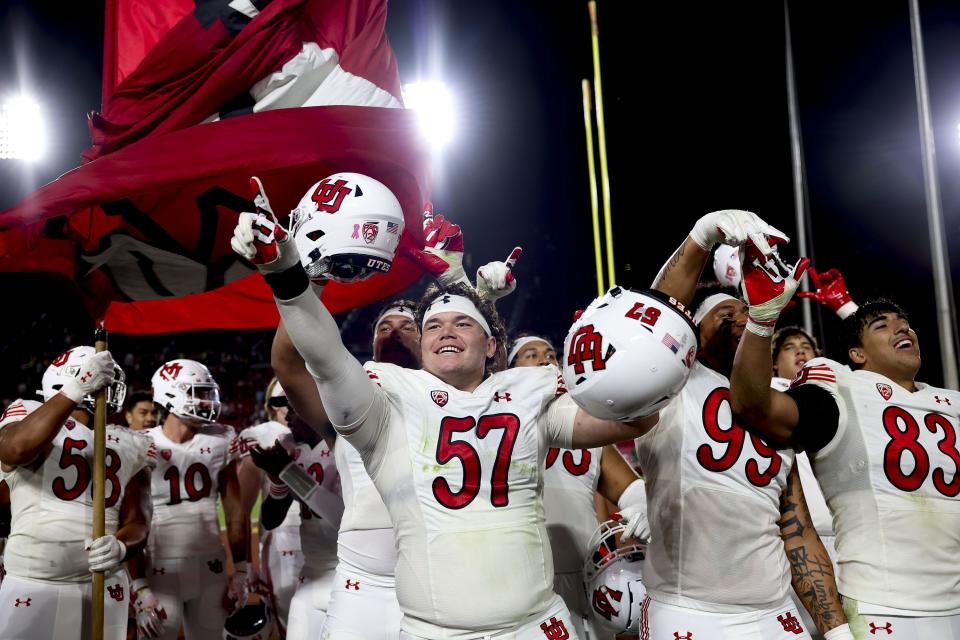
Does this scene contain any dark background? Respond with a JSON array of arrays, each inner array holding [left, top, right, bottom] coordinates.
[[1, 0, 958, 419]]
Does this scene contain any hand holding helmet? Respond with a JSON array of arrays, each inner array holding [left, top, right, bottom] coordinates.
[[57, 351, 118, 406]]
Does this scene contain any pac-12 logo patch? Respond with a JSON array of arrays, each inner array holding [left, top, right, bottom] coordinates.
[[362, 222, 379, 244], [876, 383, 893, 401], [431, 390, 449, 407]]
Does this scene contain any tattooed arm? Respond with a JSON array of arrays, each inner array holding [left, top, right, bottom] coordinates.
[[651, 235, 710, 306], [778, 464, 847, 633]]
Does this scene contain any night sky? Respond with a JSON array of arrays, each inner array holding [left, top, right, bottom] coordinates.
[[1, 0, 958, 392]]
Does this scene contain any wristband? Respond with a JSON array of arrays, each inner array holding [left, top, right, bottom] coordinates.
[[131, 578, 150, 593], [836, 301, 858, 320], [824, 624, 853, 640], [268, 480, 290, 499], [279, 461, 319, 501], [746, 317, 776, 338], [263, 262, 310, 301], [233, 561, 249, 575]]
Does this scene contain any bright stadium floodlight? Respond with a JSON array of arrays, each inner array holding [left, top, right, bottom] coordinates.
[[403, 81, 456, 150], [0, 96, 45, 162]]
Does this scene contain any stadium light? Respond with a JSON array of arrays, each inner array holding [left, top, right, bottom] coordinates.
[[403, 81, 456, 150], [0, 96, 45, 162]]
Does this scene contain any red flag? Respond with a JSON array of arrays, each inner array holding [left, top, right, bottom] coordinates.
[[0, 0, 430, 335]]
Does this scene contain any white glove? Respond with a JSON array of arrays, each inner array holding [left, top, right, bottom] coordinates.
[[132, 581, 167, 639], [615, 479, 650, 541], [59, 351, 117, 405], [85, 535, 126, 572], [824, 624, 854, 640], [230, 177, 300, 273], [476, 247, 522, 302], [690, 209, 787, 254], [225, 561, 250, 613]]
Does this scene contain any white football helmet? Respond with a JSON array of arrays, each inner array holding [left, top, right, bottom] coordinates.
[[290, 172, 404, 283], [562, 287, 698, 420], [151, 359, 221, 423], [583, 518, 648, 635], [713, 243, 742, 287], [40, 346, 127, 414]]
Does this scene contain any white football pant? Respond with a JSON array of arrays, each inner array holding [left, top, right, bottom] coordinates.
[[286, 563, 335, 640], [321, 565, 402, 640], [147, 552, 229, 640], [639, 596, 812, 640], [399, 593, 579, 640], [259, 526, 303, 634]]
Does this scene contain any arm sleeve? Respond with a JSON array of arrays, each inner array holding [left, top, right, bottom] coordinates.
[[272, 278, 379, 435], [784, 384, 840, 453], [543, 394, 578, 449]]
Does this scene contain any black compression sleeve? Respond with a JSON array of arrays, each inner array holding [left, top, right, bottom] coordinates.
[[263, 263, 309, 301], [784, 384, 840, 454]]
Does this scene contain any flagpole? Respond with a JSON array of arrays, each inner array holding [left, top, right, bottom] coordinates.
[[91, 323, 108, 640], [783, 0, 815, 338], [908, 0, 959, 389], [588, 1, 616, 287], [582, 79, 605, 296]]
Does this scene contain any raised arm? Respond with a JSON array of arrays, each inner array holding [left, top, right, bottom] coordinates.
[[653, 210, 785, 306], [778, 465, 851, 638], [232, 206, 375, 433]]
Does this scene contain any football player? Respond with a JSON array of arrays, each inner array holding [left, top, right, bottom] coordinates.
[[124, 392, 159, 432], [0, 347, 154, 640], [731, 247, 960, 637], [629, 211, 851, 638], [509, 334, 649, 639], [128, 359, 249, 640], [231, 174, 661, 638], [247, 409, 341, 640], [237, 379, 302, 636]]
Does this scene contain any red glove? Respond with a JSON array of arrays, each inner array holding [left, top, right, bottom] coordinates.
[[739, 238, 810, 338], [400, 202, 470, 286], [796, 267, 858, 319]]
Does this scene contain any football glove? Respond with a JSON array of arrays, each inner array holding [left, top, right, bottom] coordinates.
[[476, 247, 522, 301], [796, 267, 858, 319], [739, 238, 810, 338], [59, 351, 118, 406], [132, 582, 167, 639], [224, 561, 250, 613], [230, 177, 299, 273], [614, 479, 650, 542], [690, 209, 787, 254], [400, 202, 471, 286], [86, 535, 126, 573]]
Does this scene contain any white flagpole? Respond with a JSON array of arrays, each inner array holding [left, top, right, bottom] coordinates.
[[908, 0, 959, 389]]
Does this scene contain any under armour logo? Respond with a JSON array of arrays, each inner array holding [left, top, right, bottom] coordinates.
[[80, 373, 91, 383], [673, 633, 694, 640], [869, 622, 893, 635], [107, 435, 120, 443], [281, 550, 296, 556], [107, 584, 125, 602], [14, 598, 31, 607], [935, 395, 952, 405], [200, 447, 212, 454], [345, 579, 360, 591], [777, 612, 804, 634], [152, 567, 166, 575], [540, 617, 569, 640], [320, 449, 331, 457], [298, 576, 305, 584], [494, 392, 512, 402], [207, 559, 224, 574]]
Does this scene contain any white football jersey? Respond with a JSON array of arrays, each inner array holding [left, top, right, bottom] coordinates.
[[341, 363, 577, 637], [146, 424, 238, 558], [334, 435, 397, 577], [289, 440, 340, 571], [794, 357, 960, 613], [542, 446, 602, 574], [239, 420, 301, 530], [635, 362, 794, 613], [0, 399, 156, 582], [772, 377, 833, 537]]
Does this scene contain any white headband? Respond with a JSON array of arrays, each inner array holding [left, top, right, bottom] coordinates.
[[376, 304, 416, 328], [508, 336, 552, 365], [270, 380, 285, 398], [422, 294, 492, 336], [693, 293, 738, 325]]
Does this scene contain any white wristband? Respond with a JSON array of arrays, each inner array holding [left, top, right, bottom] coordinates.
[[131, 578, 150, 593], [746, 317, 776, 338], [824, 623, 853, 640], [836, 301, 858, 320], [233, 561, 249, 575]]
